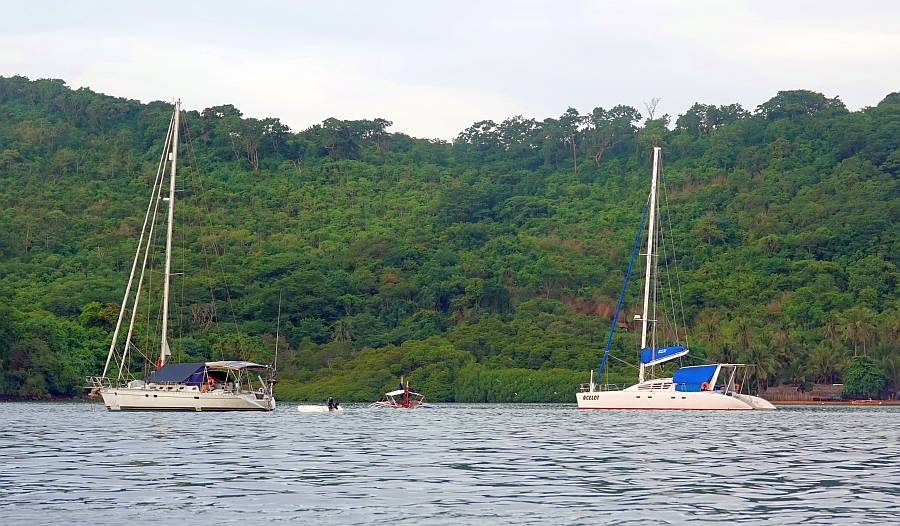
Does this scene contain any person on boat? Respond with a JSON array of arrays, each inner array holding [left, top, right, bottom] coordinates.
[[327, 397, 335, 410]]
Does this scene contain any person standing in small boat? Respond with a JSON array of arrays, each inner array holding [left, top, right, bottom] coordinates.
[[327, 397, 341, 411]]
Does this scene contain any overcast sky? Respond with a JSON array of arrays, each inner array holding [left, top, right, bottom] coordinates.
[[2, 0, 898, 139]]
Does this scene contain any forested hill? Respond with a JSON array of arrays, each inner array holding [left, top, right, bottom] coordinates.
[[0, 75, 897, 401]]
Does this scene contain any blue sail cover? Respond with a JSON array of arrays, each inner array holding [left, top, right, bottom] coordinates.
[[673, 364, 718, 392], [640, 345, 688, 364], [146, 362, 205, 385]]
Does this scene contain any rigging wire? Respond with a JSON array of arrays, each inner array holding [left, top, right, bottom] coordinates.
[[657, 200, 680, 345], [119, 116, 174, 380], [106, 109, 174, 380], [177, 115, 187, 362], [181, 116, 245, 358], [596, 196, 649, 382], [659, 155, 691, 349]]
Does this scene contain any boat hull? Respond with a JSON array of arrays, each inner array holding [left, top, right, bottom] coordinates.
[[576, 390, 775, 410], [100, 387, 275, 411], [296, 405, 343, 413]]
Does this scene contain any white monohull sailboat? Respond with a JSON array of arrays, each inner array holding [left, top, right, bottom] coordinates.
[[87, 101, 275, 411], [576, 147, 774, 410]]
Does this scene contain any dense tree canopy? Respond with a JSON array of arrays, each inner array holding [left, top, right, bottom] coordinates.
[[0, 77, 897, 401]]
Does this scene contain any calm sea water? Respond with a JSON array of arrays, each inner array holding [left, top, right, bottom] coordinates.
[[0, 402, 897, 525]]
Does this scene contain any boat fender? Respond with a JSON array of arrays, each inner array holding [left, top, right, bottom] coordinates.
[[700, 382, 710, 391]]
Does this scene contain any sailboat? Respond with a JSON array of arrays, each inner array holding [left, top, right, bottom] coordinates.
[[87, 101, 276, 411], [576, 147, 775, 410]]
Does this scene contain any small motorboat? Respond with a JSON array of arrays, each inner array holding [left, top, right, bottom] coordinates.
[[297, 397, 343, 413], [370, 378, 427, 409]]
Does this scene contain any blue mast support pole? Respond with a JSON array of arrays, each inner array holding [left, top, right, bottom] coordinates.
[[597, 201, 649, 384]]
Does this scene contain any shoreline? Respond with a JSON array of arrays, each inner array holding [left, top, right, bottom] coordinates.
[[3, 398, 899, 406], [772, 400, 900, 406]]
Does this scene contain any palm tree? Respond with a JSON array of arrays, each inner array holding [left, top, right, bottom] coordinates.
[[881, 354, 900, 399], [734, 317, 753, 354], [809, 345, 841, 384], [875, 310, 900, 350], [824, 314, 840, 344], [693, 308, 724, 348], [840, 307, 877, 356], [741, 334, 777, 394]]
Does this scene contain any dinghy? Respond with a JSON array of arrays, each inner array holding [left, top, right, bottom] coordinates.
[[297, 398, 344, 412]]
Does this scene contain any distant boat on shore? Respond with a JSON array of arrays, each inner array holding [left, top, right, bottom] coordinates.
[[576, 147, 774, 411]]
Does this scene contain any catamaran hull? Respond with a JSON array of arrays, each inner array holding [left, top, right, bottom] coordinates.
[[100, 388, 275, 411], [576, 390, 775, 410]]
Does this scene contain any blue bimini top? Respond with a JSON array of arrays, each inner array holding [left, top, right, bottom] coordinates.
[[673, 364, 718, 392]]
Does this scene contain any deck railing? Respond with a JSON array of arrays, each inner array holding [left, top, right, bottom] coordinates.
[[579, 383, 623, 392]]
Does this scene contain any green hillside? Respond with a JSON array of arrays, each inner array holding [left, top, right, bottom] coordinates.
[[0, 76, 897, 401]]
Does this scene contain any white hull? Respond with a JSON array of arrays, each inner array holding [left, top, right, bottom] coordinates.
[[577, 385, 775, 410], [100, 386, 275, 411], [296, 405, 343, 413]]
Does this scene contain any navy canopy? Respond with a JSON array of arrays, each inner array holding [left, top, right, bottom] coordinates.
[[640, 345, 688, 364], [146, 362, 205, 385], [673, 364, 718, 392]]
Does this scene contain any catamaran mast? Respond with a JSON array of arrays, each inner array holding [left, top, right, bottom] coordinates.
[[159, 100, 180, 368], [639, 146, 661, 383]]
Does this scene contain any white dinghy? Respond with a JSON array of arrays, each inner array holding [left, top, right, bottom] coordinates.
[[576, 147, 774, 411], [297, 398, 344, 413]]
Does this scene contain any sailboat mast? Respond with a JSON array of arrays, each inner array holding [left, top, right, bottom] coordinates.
[[159, 100, 180, 368], [639, 146, 661, 383]]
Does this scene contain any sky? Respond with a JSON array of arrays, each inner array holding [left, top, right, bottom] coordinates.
[[2, 0, 898, 139]]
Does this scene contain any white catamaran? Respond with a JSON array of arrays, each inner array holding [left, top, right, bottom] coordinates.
[[87, 101, 275, 411], [576, 147, 774, 410]]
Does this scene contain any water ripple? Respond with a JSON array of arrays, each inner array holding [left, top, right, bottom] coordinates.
[[0, 403, 897, 524]]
